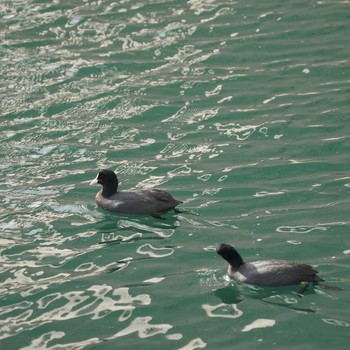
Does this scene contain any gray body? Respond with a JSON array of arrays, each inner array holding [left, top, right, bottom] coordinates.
[[95, 188, 182, 215], [227, 259, 322, 287], [217, 243, 323, 287]]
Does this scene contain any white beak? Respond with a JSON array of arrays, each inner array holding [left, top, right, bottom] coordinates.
[[90, 175, 99, 186]]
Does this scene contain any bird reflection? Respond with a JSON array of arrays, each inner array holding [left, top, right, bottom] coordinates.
[[214, 286, 244, 304], [94, 212, 180, 245], [213, 283, 317, 313]]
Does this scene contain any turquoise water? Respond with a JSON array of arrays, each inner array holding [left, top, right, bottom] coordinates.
[[1, 0, 350, 349]]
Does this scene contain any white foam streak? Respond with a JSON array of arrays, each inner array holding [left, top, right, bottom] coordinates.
[[137, 244, 174, 258], [107, 316, 173, 339], [177, 338, 207, 349], [21, 331, 100, 350], [241, 319, 276, 332], [202, 303, 243, 319]]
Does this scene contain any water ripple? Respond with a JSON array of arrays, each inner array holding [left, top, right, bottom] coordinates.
[[0, 286, 150, 340], [202, 303, 243, 319]]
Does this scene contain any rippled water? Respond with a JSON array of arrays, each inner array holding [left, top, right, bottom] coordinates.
[[1, 0, 350, 349]]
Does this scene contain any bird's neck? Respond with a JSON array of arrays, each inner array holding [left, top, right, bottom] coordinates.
[[101, 184, 117, 197], [227, 251, 244, 269]]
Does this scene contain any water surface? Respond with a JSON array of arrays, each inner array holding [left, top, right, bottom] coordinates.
[[1, 0, 350, 349]]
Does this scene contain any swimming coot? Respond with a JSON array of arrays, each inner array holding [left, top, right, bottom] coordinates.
[[216, 243, 323, 287], [90, 169, 183, 215]]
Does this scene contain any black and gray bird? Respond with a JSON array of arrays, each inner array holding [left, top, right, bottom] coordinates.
[[216, 243, 323, 287], [90, 169, 182, 215]]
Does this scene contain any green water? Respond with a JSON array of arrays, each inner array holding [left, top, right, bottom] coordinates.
[[1, 0, 350, 349]]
